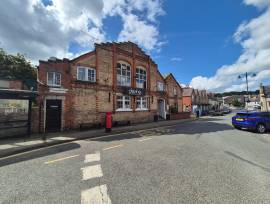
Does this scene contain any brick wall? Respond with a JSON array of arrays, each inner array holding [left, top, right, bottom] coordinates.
[[37, 42, 186, 132], [170, 112, 191, 120], [37, 58, 74, 132], [183, 96, 192, 112], [0, 79, 23, 89], [9, 80, 23, 89], [31, 106, 39, 133], [165, 74, 183, 113]]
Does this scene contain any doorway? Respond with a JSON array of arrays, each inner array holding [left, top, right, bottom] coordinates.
[[157, 99, 166, 119], [46, 99, 62, 132]]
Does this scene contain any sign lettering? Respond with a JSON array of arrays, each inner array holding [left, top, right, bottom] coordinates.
[[124, 88, 145, 96]]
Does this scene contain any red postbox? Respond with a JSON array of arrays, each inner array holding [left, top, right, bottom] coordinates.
[[105, 112, 112, 132]]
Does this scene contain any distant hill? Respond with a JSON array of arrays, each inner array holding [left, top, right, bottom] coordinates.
[[215, 90, 259, 97]]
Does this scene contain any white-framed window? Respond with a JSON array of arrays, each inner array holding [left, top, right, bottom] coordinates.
[[116, 95, 131, 111], [77, 66, 96, 82], [136, 97, 148, 110], [136, 67, 147, 89], [47, 72, 61, 87], [117, 62, 131, 87], [173, 87, 177, 96], [157, 81, 164, 91]]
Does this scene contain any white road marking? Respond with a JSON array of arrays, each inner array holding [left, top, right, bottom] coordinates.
[[50, 136, 74, 141], [44, 154, 80, 164], [103, 144, 123, 151], [84, 152, 100, 163], [81, 185, 111, 204], [139, 137, 153, 142], [81, 165, 103, 180], [0, 119, 195, 160]]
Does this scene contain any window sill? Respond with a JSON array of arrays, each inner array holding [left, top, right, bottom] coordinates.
[[47, 84, 61, 88], [117, 84, 131, 87], [116, 108, 132, 112], [75, 80, 96, 83], [136, 86, 146, 89], [135, 108, 149, 111]]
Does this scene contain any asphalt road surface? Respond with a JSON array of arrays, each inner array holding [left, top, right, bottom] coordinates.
[[1, 114, 270, 204]]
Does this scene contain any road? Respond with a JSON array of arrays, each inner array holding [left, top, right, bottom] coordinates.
[[1, 115, 270, 204]]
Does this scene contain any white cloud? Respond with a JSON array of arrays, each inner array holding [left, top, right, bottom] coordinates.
[[128, 0, 165, 22], [0, 0, 164, 64], [190, 0, 270, 92], [180, 83, 187, 87], [171, 57, 182, 62], [244, 0, 270, 8], [118, 13, 162, 50], [105, 0, 165, 51]]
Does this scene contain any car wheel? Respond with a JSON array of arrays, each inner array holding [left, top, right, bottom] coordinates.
[[234, 126, 241, 130], [257, 124, 266, 133]]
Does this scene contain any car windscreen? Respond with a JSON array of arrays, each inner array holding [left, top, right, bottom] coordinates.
[[236, 113, 252, 117]]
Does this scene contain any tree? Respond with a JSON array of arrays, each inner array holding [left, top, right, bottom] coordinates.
[[232, 99, 243, 107], [0, 48, 37, 89]]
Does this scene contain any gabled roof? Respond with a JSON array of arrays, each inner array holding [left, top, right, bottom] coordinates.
[[182, 88, 194, 96], [70, 41, 157, 66], [194, 89, 199, 96], [201, 90, 207, 97], [71, 51, 95, 63], [156, 69, 166, 82], [164, 73, 182, 89]]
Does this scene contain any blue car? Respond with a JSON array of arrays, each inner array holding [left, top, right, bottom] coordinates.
[[232, 112, 270, 133]]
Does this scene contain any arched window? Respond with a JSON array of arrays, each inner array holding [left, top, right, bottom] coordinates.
[[117, 61, 131, 87], [136, 67, 147, 89]]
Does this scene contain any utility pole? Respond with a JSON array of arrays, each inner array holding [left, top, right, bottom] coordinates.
[[238, 72, 256, 110]]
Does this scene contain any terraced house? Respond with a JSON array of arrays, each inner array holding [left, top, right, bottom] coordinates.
[[37, 42, 186, 132], [164, 74, 183, 116], [182, 87, 210, 116]]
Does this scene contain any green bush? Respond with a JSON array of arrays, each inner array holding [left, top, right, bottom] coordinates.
[[170, 105, 178, 113]]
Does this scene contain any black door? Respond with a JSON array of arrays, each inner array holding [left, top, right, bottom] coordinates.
[[46, 100, 62, 132]]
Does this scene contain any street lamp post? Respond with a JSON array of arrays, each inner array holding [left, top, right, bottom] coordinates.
[[238, 72, 256, 109]]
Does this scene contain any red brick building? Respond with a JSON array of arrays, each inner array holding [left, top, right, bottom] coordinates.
[[37, 42, 185, 132], [182, 88, 194, 112], [182, 87, 210, 116], [165, 73, 183, 113]]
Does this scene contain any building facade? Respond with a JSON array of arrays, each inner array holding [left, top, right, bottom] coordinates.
[[182, 88, 194, 112], [37, 42, 185, 132], [164, 74, 183, 114], [260, 84, 270, 111], [182, 87, 210, 116]]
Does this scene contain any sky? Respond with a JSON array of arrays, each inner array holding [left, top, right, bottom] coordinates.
[[0, 0, 270, 92]]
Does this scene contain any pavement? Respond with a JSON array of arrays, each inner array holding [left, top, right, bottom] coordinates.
[[0, 118, 194, 159], [1, 114, 270, 204]]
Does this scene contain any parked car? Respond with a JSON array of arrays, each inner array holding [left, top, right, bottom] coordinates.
[[222, 108, 231, 114], [209, 110, 224, 116], [232, 112, 270, 133]]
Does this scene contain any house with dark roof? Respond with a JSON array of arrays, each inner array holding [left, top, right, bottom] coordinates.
[[182, 87, 210, 116]]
